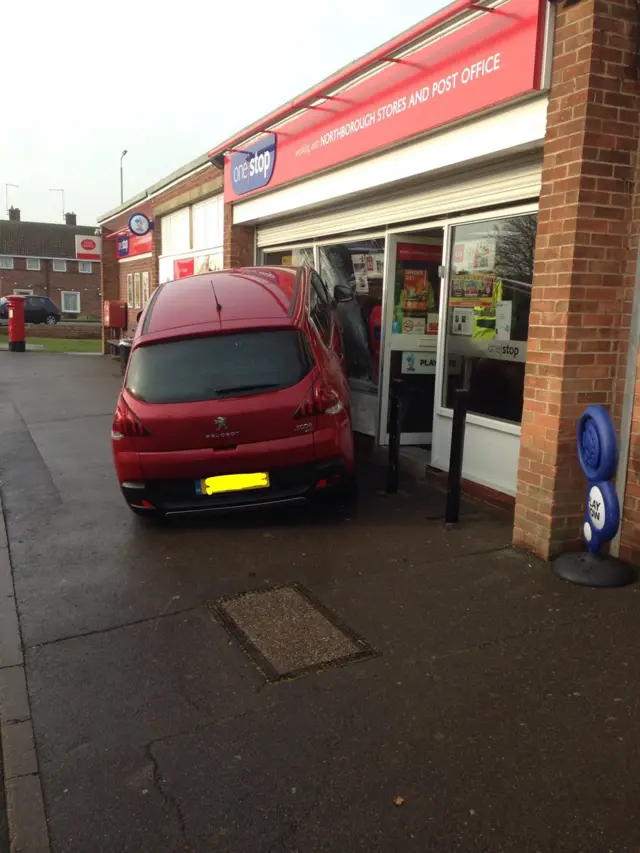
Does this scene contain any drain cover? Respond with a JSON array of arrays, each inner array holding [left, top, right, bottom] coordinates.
[[211, 583, 378, 681]]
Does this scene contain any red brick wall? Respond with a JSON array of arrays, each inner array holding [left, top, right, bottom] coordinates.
[[514, 0, 640, 559], [0, 258, 102, 318], [0, 323, 100, 340], [224, 202, 254, 267], [118, 257, 154, 336], [100, 163, 225, 349]]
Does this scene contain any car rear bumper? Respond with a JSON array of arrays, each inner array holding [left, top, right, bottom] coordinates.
[[120, 458, 351, 515]]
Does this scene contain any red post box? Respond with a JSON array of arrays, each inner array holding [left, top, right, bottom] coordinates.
[[6, 294, 25, 353], [103, 300, 127, 329]]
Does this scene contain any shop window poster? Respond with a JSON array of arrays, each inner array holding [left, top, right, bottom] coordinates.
[[393, 267, 436, 333], [449, 274, 496, 306], [452, 238, 496, 273], [351, 252, 384, 294]]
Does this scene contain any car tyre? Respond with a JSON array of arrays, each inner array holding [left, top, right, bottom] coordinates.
[[44, 315, 58, 325]]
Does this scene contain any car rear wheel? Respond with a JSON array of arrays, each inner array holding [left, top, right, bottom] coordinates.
[[44, 315, 58, 325]]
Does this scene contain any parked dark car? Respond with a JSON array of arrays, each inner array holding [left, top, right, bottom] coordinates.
[[0, 296, 61, 325]]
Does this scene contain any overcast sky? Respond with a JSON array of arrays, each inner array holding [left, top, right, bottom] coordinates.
[[1, 0, 448, 226]]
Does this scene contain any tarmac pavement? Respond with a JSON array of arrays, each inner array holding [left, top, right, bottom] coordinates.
[[0, 351, 639, 853]]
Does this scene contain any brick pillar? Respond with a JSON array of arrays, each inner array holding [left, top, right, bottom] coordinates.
[[224, 202, 255, 268], [100, 228, 119, 355], [514, 0, 639, 559]]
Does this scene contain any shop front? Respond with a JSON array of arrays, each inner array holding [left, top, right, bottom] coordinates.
[[259, 201, 537, 496], [210, 0, 551, 496]]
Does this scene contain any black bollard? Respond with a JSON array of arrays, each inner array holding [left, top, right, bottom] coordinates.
[[386, 379, 403, 494], [445, 388, 469, 524]]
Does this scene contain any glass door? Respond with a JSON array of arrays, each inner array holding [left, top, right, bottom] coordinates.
[[379, 230, 446, 446]]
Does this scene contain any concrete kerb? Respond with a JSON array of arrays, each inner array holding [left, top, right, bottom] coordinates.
[[0, 495, 51, 853]]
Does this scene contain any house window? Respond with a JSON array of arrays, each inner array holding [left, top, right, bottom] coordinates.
[[61, 291, 81, 314], [134, 272, 141, 309], [78, 261, 92, 274], [126, 274, 134, 308], [160, 208, 190, 255], [0, 257, 14, 270], [26, 258, 41, 271], [192, 195, 224, 252], [13, 289, 33, 296], [52, 260, 67, 272], [142, 271, 150, 306]]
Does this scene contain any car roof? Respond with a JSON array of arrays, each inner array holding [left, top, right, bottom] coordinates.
[[141, 266, 305, 339]]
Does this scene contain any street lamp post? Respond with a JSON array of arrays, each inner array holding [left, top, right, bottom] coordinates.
[[120, 150, 128, 204]]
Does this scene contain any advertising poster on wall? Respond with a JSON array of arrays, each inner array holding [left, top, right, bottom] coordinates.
[[194, 253, 223, 274], [173, 258, 195, 279]]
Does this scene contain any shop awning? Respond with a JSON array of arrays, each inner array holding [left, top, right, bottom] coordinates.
[[207, 0, 493, 163]]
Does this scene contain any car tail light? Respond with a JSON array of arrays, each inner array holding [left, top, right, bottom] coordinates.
[[294, 380, 344, 418], [112, 396, 150, 440]]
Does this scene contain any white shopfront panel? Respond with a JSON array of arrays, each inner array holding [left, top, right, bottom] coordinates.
[[432, 413, 522, 496], [241, 99, 546, 497]]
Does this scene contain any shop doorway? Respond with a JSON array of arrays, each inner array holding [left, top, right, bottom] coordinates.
[[379, 229, 446, 447]]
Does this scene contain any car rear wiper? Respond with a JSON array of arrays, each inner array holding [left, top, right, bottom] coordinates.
[[215, 383, 280, 396]]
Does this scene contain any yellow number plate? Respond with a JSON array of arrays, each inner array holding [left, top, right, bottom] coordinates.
[[198, 473, 270, 496]]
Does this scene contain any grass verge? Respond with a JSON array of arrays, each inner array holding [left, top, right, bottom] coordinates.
[[25, 338, 101, 354]]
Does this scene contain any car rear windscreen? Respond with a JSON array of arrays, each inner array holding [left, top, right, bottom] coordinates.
[[126, 330, 314, 404]]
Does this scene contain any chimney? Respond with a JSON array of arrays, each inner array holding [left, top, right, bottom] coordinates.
[[65, 212, 77, 226], [8, 207, 20, 222]]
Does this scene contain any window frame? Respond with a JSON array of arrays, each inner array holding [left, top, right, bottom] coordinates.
[[0, 257, 14, 270], [78, 261, 92, 274], [52, 260, 67, 273], [26, 258, 41, 271], [191, 194, 224, 253], [134, 272, 142, 309], [309, 271, 333, 346], [440, 210, 536, 427], [126, 274, 134, 308], [141, 271, 150, 306], [61, 291, 81, 314], [13, 288, 33, 296]]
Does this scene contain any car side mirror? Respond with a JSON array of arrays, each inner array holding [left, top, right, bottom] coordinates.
[[333, 283, 353, 303]]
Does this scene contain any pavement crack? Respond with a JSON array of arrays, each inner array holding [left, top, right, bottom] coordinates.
[[145, 742, 194, 852], [431, 607, 620, 662], [27, 603, 204, 650]]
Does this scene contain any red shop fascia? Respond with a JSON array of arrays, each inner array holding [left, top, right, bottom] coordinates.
[[210, 0, 549, 204]]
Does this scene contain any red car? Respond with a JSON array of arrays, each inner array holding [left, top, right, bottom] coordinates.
[[111, 266, 356, 519]]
